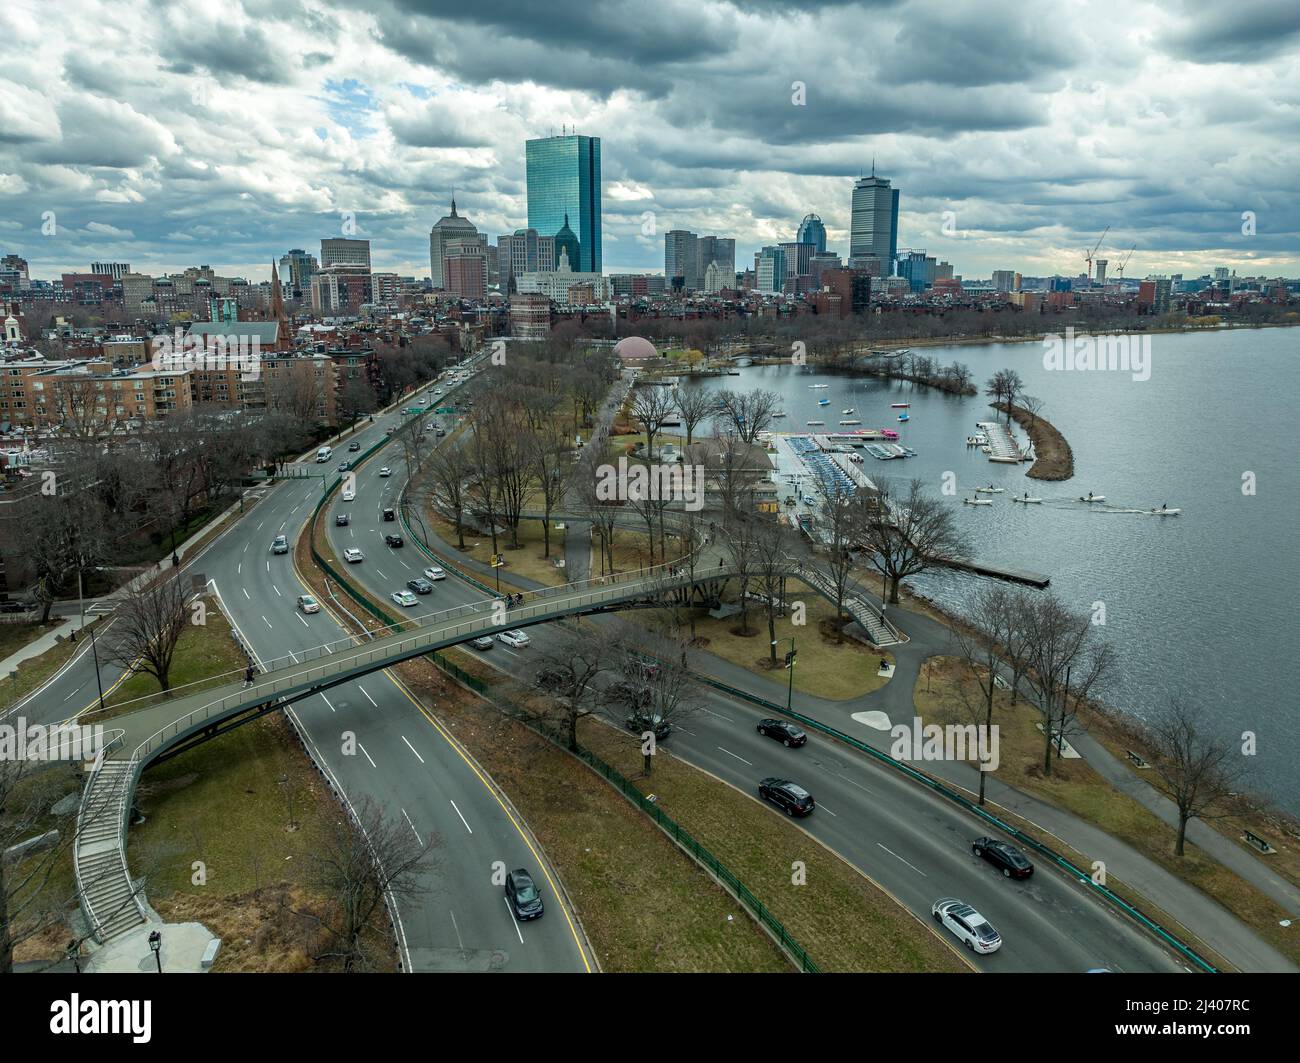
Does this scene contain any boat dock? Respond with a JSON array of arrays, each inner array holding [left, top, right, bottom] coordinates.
[[940, 556, 1051, 588], [976, 420, 1026, 464]]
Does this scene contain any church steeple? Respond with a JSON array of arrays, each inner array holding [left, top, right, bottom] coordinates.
[[269, 260, 288, 344]]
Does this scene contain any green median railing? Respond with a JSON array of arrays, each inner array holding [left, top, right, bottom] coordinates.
[[574, 746, 819, 973], [687, 671, 1219, 974]]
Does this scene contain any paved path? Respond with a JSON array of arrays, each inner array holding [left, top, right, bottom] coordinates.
[[0, 617, 76, 681]]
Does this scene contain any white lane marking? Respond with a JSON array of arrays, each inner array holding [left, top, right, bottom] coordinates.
[[716, 745, 752, 765], [62, 686, 83, 701], [242, 588, 250, 599], [321, 693, 336, 712], [503, 897, 525, 943], [376, 569, 388, 580], [396, 557, 412, 570], [449, 911, 465, 954], [816, 803, 837, 817], [449, 799, 472, 834], [256, 521, 264, 531], [401, 808, 423, 845], [357, 742, 376, 768], [273, 585, 282, 597], [401, 735, 426, 764], [832, 771, 876, 797], [675, 725, 698, 736], [261, 616, 273, 629], [298, 614, 309, 627], [877, 843, 926, 876], [288, 650, 299, 664], [278, 521, 286, 531], [699, 706, 734, 722], [323, 641, 333, 652], [237, 562, 241, 575], [350, 528, 355, 538], [359, 685, 377, 707], [242, 543, 248, 553], [265, 560, 270, 574]]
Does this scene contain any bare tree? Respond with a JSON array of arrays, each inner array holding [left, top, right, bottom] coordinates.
[[520, 630, 607, 751], [673, 386, 717, 448], [630, 385, 676, 460], [714, 388, 780, 446], [748, 514, 796, 664], [1020, 394, 1045, 436], [1145, 699, 1247, 857], [299, 797, 435, 972], [854, 478, 967, 605], [424, 441, 473, 549], [103, 573, 190, 692], [527, 423, 572, 560], [951, 585, 1020, 806], [985, 368, 1024, 422], [813, 471, 862, 621], [609, 637, 701, 776], [723, 517, 759, 635]]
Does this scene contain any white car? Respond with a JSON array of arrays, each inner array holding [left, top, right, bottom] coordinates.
[[497, 630, 530, 648], [379, 467, 392, 477], [296, 594, 320, 614], [391, 590, 418, 608], [343, 548, 364, 563], [341, 486, 355, 501], [931, 898, 1002, 954], [423, 566, 446, 581]]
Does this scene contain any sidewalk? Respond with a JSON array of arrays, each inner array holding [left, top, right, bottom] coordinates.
[[0, 617, 77, 681]]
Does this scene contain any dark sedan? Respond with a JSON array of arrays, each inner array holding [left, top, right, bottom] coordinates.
[[384, 533, 404, 548], [406, 577, 433, 594], [504, 868, 544, 921], [758, 778, 815, 817], [757, 719, 807, 747], [972, 837, 1034, 879]]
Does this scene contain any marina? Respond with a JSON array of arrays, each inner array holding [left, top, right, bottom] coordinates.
[[975, 420, 1027, 464]]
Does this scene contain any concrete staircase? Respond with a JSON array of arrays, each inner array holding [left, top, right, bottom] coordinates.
[[74, 758, 148, 942], [793, 562, 903, 647]]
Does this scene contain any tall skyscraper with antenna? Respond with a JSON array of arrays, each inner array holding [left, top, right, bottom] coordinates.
[[849, 162, 900, 270], [525, 134, 602, 272]]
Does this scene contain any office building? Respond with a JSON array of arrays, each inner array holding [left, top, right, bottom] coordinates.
[[278, 249, 318, 299], [992, 270, 1016, 292], [849, 169, 900, 269], [320, 238, 371, 271], [796, 214, 827, 254], [428, 199, 480, 289], [665, 231, 735, 291], [526, 134, 602, 272], [755, 246, 786, 294], [90, 261, 131, 282], [498, 229, 557, 291]]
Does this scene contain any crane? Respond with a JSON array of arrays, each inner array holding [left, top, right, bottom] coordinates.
[[1083, 226, 1109, 281], [1116, 244, 1136, 280]]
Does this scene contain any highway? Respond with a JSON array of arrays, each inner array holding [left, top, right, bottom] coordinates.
[[325, 372, 1186, 974], [25, 363, 592, 973]]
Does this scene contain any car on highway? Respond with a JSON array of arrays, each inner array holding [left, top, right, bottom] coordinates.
[[384, 533, 404, 547], [931, 898, 1002, 954], [625, 711, 670, 741], [391, 590, 418, 608], [271, 534, 289, 554], [436, 428, 446, 437], [423, 566, 446, 581], [971, 838, 1034, 879], [341, 485, 355, 501], [348, 440, 361, 451], [504, 868, 544, 921], [497, 629, 530, 648], [335, 513, 350, 526], [343, 548, 364, 563], [469, 636, 494, 651], [338, 461, 350, 472], [406, 577, 433, 594], [379, 467, 392, 477], [757, 719, 807, 747], [382, 507, 395, 521], [758, 777, 815, 817], [297, 594, 320, 614]]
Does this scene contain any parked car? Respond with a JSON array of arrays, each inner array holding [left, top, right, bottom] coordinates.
[[423, 566, 446, 581], [470, 636, 494, 651], [382, 507, 396, 521], [497, 629, 530, 648], [335, 513, 350, 526], [391, 590, 418, 608], [296, 594, 320, 614], [757, 719, 807, 747], [379, 467, 392, 477], [757, 777, 815, 817], [343, 548, 364, 563], [931, 898, 1002, 954], [348, 441, 361, 452], [384, 533, 404, 547], [406, 577, 433, 594], [504, 868, 544, 921], [625, 711, 671, 741], [271, 534, 289, 554], [971, 838, 1034, 879]]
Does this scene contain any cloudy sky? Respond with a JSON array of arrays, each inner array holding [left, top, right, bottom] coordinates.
[[1, 0, 1298, 284]]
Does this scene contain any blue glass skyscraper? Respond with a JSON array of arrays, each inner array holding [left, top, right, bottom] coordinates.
[[525, 135, 602, 272], [796, 213, 827, 255]]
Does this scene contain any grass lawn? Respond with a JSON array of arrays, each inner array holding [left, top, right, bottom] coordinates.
[[579, 718, 965, 973], [396, 656, 792, 972], [0, 625, 94, 715], [425, 509, 567, 589], [0, 619, 64, 664], [915, 654, 1300, 968]]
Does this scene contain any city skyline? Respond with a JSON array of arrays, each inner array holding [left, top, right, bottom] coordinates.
[[1, 1, 1298, 283]]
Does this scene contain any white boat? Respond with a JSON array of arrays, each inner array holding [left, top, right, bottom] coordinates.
[[1079, 494, 1106, 502], [809, 384, 829, 389], [838, 419, 862, 426], [806, 420, 825, 426], [974, 485, 1004, 494], [1151, 507, 1181, 515], [963, 498, 993, 506], [773, 412, 787, 418], [966, 434, 987, 445], [891, 403, 910, 409], [1012, 495, 1043, 504], [981, 445, 992, 454], [841, 408, 855, 415]]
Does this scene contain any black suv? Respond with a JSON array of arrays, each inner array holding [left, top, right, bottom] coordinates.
[[972, 838, 1034, 879], [505, 868, 544, 921], [757, 719, 807, 747], [758, 778, 815, 817], [347, 440, 361, 451], [382, 507, 396, 521], [406, 577, 433, 594], [384, 533, 404, 548], [335, 513, 350, 526], [625, 711, 671, 741]]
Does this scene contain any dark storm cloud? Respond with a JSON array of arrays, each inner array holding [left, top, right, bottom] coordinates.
[[162, 22, 296, 84], [1161, 2, 1300, 63]]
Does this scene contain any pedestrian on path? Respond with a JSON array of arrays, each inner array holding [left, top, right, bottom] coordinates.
[[244, 665, 255, 687]]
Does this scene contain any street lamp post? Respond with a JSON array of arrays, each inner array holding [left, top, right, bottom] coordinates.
[[148, 930, 162, 974], [773, 635, 796, 712], [77, 566, 106, 714]]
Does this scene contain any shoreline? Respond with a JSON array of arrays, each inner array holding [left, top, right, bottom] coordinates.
[[993, 401, 1074, 481]]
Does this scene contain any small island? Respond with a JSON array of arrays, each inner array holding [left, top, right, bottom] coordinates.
[[994, 400, 1074, 480]]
